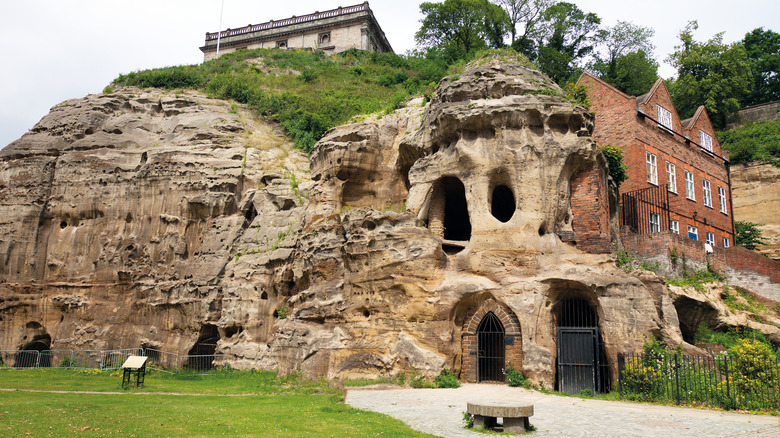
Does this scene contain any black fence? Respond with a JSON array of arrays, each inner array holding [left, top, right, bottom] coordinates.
[[620, 186, 669, 235], [618, 352, 780, 410]]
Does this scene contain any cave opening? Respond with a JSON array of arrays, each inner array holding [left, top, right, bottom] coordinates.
[[429, 176, 471, 250], [17, 334, 51, 368], [186, 324, 220, 371], [491, 185, 516, 223], [555, 297, 609, 395]]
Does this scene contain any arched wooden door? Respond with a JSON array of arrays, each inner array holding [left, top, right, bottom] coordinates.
[[477, 312, 505, 382]]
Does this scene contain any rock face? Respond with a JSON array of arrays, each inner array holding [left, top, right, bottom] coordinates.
[[2, 55, 723, 388], [731, 162, 780, 261]]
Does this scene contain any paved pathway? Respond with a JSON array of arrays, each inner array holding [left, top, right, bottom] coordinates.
[[345, 384, 780, 438]]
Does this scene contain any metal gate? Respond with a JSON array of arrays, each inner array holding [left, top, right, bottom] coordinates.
[[557, 327, 599, 394], [477, 312, 505, 383]]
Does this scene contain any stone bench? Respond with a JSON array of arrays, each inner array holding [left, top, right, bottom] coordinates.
[[467, 400, 533, 433]]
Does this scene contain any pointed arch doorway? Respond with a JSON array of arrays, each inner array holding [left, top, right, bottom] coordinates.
[[477, 312, 505, 382]]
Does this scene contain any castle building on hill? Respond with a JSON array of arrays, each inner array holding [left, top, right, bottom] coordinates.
[[200, 2, 393, 61], [578, 71, 736, 249]]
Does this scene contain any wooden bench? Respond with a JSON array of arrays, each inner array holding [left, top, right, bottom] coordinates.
[[467, 400, 533, 433]]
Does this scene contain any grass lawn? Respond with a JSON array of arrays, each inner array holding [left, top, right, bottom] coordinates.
[[0, 369, 437, 437]]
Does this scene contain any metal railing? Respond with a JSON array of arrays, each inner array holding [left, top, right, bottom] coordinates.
[[620, 185, 670, 235], [205, 3, 369, 40], [618, 351, 780, 410], [0, 348, 225, 373]]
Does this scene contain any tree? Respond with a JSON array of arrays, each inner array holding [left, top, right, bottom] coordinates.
[[666, 21, 752, 129], [531, 2, 600, 83], [735, 220, 768, 250], [493, 0, 553, 46], [742, 27, 780, 106], [589, 21, 657, 96], [591, 50, 659, 96], [416, 0, 511, 60]]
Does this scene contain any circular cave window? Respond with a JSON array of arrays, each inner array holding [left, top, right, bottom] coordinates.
[[491, 185, 516, 223]]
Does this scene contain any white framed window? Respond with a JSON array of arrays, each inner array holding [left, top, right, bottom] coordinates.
[[688, 225, 698, 240], [723, 237, 730, 248], [657, 105, 673, 130], [670, 219, 679, 234], [649, 212, 660, 233], [685, 171, 695, 200], [666, 161, 677, 193], [703, 179, 712, 207], [718, 186, 727, 214], [700, 130, 713, 152], [646, 152, 658, 185], [706, 232, 715, 246]]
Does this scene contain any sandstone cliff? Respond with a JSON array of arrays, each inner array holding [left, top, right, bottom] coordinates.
[[731, 162, 780, 261], [3, 55, 772, 387]]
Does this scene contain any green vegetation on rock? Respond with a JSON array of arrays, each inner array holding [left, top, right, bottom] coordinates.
[[717, 119, 780, 166], [113, 49, 447, 153]]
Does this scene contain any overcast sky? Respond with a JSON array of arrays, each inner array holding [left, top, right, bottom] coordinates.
[[1, 0, 777, 148]]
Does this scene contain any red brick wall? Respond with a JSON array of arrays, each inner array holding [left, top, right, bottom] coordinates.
[[621, 230, 780, 300], [460, 298, 523, 383], [577, 72, 734, 246], [571, 164, 612, 253]]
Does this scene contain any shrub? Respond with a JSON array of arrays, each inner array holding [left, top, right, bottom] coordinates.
[[277, 306, 289, 319], [102, 85, 113, 94], [599, 144, 628, 187], [505, 366, 530, 388], [435, 368, 460, 388], [735, 220, 768, 250]]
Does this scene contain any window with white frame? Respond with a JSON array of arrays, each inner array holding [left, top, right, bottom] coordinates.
[[666, 161, 677, 193], [688, 225, 698, 240], [700, 130, 713, 152], [703, 179, 712, 207], [670, 219, 679, 234], [723, 237, 730, 248], [657, 105, 673, 130], [718, 186, 727, 214], [646, 152, 658, 185], [685, 171, 695, 200], [706, 231, 715, 246], [649, 212, 660, 233]]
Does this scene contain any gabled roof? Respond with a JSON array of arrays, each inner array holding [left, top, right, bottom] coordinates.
[[577, 71, 632, 100], [682, 106, 707, 131], [635, 78, 665, 109]]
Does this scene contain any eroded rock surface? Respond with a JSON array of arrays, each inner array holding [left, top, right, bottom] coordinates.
[[2, 57, 746, 388], [731, 162, 780, 261]]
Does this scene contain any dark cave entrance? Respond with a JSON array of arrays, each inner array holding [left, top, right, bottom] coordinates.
[[491, 185, 516, 223], [555, 298, 609, 394], [187, 324, 220, 371], [17, 334, 51, 368], [429, 177, 471, 254]]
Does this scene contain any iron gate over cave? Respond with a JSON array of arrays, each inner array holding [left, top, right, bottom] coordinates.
[[477, 312, 505, 383], [556, 298, 609, 394]]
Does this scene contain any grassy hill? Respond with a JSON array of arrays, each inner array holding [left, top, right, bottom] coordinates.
[[717, 119, 780, 166], [112, 49, 447, 153]]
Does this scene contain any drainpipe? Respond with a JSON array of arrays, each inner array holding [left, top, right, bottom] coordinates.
[[726, 160, 736, 243]]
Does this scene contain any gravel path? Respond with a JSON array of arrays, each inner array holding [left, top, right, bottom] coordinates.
[[345, 384, 780, 438]]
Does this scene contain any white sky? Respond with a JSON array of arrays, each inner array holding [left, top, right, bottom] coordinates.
[[1, 0, 777, 148]]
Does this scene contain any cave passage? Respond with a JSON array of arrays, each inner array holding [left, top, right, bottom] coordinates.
[[442, 177, 471, 241], [491, 185, 516, 223], [187, 324, 220, 371]]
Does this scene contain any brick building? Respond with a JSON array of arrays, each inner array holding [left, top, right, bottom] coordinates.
[[577, 72, 736, 248], [200, 2, 392, 61]]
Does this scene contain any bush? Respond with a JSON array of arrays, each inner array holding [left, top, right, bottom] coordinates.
[[735, 220, 768, 250], [718, 119, 780, 165], [505, 366, 530, 388], [435, 368, 460, 388], [599, 144, 628, 187]]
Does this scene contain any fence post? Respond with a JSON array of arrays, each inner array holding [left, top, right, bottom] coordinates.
[[674, 354, 680, 405], [35, 351, 41, 369], [617, 353, 624, 395], [724, 356, 731, 406]]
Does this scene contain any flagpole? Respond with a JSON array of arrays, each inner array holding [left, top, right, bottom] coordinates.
[[216, 0, 225, 58]]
